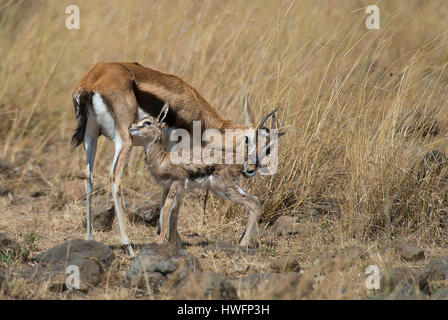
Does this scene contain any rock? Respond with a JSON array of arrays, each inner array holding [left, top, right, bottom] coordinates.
[[82, 205, 115, 231], [128, 201, 160, 226], [122, 243, 202, 293], [176, 272, 238, 300], [231, 273, 284, 291], [421, 256, 448, 282], [270, 255, 301, 273], [271, 216, 303, 236], [387, 282, 427, 300], [25, 239, 117, 292], [396, 242, 425, 262], [231, 272, 305, 299], [206, 242, 256, 255], [380, 267, 429, 296]]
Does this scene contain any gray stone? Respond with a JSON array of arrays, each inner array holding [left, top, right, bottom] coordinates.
[[397, 242, 425, 261], [206, 242, 256, 255], [26, 239, 117, 292], [123, 243, 202, 293], [82, 205, 115, 231], [421, 256, 448, 282], [176, 272, 238, 300], [270, 255, 301, 273], [388, 282, 427, 300], [380, 267, 430, 296], [128, 201, 160, 227], [232, 273, 284, 290], [271, 216, 303, 236]]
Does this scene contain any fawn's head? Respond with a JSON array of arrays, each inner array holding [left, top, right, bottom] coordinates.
[[129, 103, 169, 146]]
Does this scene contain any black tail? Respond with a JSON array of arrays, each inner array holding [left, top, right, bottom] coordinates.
[[71, 91, 92, 148]]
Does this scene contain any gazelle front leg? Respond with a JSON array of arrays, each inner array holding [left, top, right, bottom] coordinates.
[[157, 181, 184, 248], [110, 132, 135, 257], [84, 134, 98, 241]]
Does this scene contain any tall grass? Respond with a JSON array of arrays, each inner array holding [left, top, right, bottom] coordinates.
[[1, 0, 448, 248]]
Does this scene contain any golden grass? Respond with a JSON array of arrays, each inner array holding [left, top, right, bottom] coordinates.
[[1, 0, 448, 299]]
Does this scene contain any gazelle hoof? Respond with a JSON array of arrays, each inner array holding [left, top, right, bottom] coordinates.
[[127, 245, 135, 258]]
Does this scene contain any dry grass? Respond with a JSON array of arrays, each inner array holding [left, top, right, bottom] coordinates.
[[1, 0, 448, 299]]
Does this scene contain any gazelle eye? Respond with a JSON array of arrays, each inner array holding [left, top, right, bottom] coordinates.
[[143, 121, 152, 126]]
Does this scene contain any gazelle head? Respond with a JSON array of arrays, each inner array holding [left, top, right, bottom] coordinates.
[[129, 103, 169, 146], [242, 96, 289, 177]]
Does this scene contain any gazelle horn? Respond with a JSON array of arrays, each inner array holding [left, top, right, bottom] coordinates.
[[257, 109, 277, 129], [243, 95, 253, 126]]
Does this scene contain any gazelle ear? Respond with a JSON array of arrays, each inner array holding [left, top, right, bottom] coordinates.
[[157, 102, 169, 123], [276, 125, 291, 138], [243, 95, 254, 127]]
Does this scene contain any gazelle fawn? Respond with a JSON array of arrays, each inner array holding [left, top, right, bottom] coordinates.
[[129, 104, 287, 248]]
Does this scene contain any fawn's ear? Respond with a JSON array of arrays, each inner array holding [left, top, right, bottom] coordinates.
[[157, 102, 169, 123]]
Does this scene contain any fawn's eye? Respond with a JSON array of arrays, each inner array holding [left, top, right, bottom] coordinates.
[[143, 121, 152, 126]]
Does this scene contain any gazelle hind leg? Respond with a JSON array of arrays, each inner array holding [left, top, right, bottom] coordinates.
[[157, 181, 183, 248], [84, 134, 97, 241], [110, 132, 135, 257]]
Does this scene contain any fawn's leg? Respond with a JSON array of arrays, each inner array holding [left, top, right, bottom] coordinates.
[[157, 181, 184, 248], [217, 183, 261, 247], [157, 183, 171, 235]]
